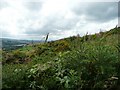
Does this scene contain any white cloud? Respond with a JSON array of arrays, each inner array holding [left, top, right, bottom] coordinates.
[[75, 18, 118, 36], [0, 0, 28, 37], [0, 0, 118, 40]]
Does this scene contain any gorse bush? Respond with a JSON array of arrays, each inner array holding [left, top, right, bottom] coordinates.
[[3, 50, 27, 64], [35, 45, 49, 56], [54, 40, 70, 52]]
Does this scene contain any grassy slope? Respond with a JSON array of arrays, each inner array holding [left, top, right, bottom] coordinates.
[[2, 27, 120, 89]]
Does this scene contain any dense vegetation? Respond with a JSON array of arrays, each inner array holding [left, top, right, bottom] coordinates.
[[2, 27, 120, 89]]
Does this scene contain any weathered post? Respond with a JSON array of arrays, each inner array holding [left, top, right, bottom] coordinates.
[[45, 33, 49, 43]]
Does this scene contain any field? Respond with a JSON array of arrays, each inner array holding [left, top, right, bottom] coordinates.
[[1, 27, 120, 89]]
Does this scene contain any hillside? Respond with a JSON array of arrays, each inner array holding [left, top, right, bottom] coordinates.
[[2, 27, 120, 89]]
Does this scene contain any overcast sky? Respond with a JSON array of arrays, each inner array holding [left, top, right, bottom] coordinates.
[[0, 0, 118, 40]]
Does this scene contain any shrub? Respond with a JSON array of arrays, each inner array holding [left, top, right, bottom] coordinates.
[[54, 40, 70, 52], [2, 64, 28, 89], [35, 45, 49, 56], [4, 50, 26, 64]]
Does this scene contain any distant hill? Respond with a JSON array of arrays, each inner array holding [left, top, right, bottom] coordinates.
[[1, 38, 42, 50]]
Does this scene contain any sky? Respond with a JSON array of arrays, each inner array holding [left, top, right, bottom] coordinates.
[[0, 0, 119, 40]]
